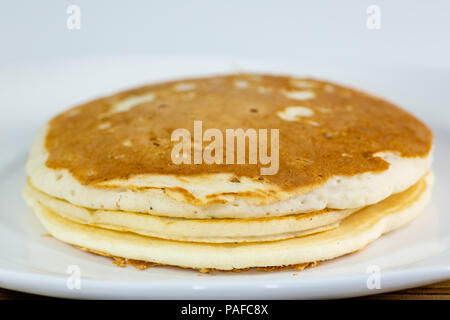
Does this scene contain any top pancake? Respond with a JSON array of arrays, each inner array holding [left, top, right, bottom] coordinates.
[[26, 74, 433, 218]]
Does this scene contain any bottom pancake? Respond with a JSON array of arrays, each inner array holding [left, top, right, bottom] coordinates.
[[23, 173, 432, 271], [73, 245, 321, 273]]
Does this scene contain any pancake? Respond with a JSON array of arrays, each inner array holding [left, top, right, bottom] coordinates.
[[24, 180, 357, 243], [26, 74, 433, 219], [24, 173, 432, 271], [23, 73, 434, 272]]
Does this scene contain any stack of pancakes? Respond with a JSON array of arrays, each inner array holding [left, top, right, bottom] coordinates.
[[23, 74, 433, 271]]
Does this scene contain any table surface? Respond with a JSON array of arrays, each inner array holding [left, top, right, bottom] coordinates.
[[1, 280, 449, 300]]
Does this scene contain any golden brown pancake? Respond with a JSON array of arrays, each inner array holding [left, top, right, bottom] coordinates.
[[46, 74, 431, 187], [25, 74, 433, 218]]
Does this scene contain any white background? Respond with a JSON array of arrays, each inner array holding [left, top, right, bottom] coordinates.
[[1, 0, 449, 68]]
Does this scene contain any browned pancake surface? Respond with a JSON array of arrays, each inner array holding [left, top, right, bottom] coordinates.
[[45, 74, 433, 190]]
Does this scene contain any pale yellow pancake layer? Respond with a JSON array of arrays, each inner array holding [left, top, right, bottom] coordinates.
[[24, 173, 432, 270], [24, 181, 356, 243]]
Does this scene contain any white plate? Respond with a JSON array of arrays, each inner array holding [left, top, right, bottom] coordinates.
[[0, 56, 449, 299]]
